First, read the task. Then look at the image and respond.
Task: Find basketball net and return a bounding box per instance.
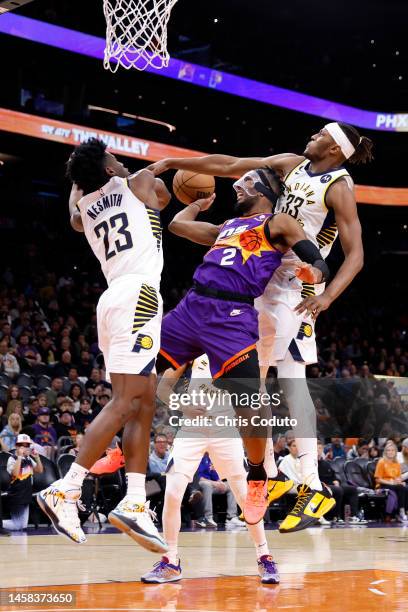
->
[103,0,178,72]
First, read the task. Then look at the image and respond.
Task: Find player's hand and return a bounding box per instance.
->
[295,293,332,319]
[295,262,322,284]
[146,159,171,176]
[192,193,216,211]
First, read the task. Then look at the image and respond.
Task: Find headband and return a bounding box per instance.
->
[325,122,356,159]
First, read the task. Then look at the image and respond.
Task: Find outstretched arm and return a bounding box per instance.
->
[148,153,303,178]
[69,183,84,233]
[295,179,363,318]
[168,194,219,246]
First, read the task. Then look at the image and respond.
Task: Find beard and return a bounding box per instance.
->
[233,195,258,215]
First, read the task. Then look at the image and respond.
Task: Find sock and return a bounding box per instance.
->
[263,437,278,479]
[61,463,88,492]
[162,471,189,566]
[247,460,267,482]
[296,438,322,491]
[126,473,146,504]
[255,541,270,560]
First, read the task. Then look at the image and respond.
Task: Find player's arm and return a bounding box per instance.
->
[148,153,303,178]
[268,213,330,284]
[69,183,84,233]
[158,366,206,418]
[128,169,171,211]
[168,194,219,246]
[295,179,364,318]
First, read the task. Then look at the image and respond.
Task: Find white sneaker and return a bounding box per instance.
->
[37,480,86,544]
[319,516,331,526]
[350,516,368,525]
[108,497,168,553]
[226,516,246,528]
[398,510,408,523]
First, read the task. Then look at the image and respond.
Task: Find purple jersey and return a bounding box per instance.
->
[193,213,282,298]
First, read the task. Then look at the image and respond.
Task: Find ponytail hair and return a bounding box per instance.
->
[337,122,374,165]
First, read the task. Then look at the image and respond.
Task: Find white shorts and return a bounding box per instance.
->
[167,436,245,482]
[256,285,320,366]
[97,274,162,380]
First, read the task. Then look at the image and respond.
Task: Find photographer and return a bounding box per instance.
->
[3,434,43,531]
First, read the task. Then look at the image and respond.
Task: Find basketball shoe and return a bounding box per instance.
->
[243,480,268,525]
[141,557,182,583]
[90,445,125,475]
[37,480,86,543]
[108,497,168,553]
[257,555,280,584]
[279,483,336,533]
[267,473,294,504]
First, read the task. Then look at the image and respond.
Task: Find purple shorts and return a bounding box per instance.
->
[160,289,259,378]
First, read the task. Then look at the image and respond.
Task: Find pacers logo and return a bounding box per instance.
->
[132,334,153,353]
[297,322,313,340]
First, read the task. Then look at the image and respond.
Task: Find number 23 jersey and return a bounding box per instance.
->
[271,159,353,291]
[77,176,163,287]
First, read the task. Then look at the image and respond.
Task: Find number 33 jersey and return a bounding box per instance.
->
[271,159,353,291]
[77,176,163,287]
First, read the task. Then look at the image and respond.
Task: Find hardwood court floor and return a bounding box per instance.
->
[1,526,407,611]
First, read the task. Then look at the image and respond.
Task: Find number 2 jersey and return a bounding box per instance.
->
[77,176,163,287]
[193,213,283,298]
[270,159,353,292]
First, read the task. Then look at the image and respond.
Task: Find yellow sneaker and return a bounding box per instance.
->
[279,484,336,533]
[267,473,294,504]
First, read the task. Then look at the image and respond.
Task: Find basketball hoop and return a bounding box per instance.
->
[103,0,178,72]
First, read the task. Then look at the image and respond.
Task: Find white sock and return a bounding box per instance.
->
[264,436,278,479]
[61,463,89,492]
[126,473,146,504]
[255,540,270,560]
[296,437,322,491]
[162,471,189,566]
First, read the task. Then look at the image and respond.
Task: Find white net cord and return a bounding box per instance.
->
[103,0,178,72]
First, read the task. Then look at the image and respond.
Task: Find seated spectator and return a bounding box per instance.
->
[148,434,170,474]
[324,437,346,460]
[277,440,302,492]
[91,386,112,417]
[369,445,380,460]
[16,333,41,365]
[53,351,73,378]
[0,339,20,380]
[85,368,103,396]
[24,398,40,426]
[68,366,82,387]
[6,400,23,419]
[397,438,408,475]
[317,441,364,524]
[3,434,43,531]
[347,438,370,460]
[37,335,56,365]
[77,350,93,378]
[273,433,289,462]
[74,397,94,430]
[32,408,57,450]
[375,440,408,522]
[46,377,64,409]
[196,453,239,528]
[0,413,22,451]
[55,410,79,441]
[69,432,84,457]
[37,392,48,409]
[6,385,23,417]
[69,383,83,412]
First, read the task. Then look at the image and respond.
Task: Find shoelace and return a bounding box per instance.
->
[248,482,267,506]
[291,485,311,516]
[152,560,171,575]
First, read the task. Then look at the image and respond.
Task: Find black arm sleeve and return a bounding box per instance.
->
[292,240,330,282]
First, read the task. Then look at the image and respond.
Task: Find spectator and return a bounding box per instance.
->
[369,445,380,460]
[148,434,170,473]
[197,453,240,528]
[0,339,20,380]
[32,408,57,450]
[375,441,408,522]
[37,335,56,365]
[69,432,84,457]
[273,433,289,462]
[324,437,346,460]
[16,333,41,366]
[67,366,82,386]
[54,410,79,441]
[69,383,83,412]
[317,441,363,524]
[6,385,22,417]
[53,351,73,378]
[0,414,23,451]
[77,350,93,378]
[24,398,41,426]
[45,377,64,409]
[347,438,370,460]
[85,368,103,395]
[91,388,111,418]
[3,434,43,531]
[397,438,408,475]
[74,397,94,430]
[277,440,302,493]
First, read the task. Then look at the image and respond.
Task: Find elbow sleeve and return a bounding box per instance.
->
[292,240,330,282]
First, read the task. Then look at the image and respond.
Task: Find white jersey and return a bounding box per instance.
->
[77,176,163,287]
[269,159,354,293]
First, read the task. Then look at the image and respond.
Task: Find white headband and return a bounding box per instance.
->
[325,122,356,159]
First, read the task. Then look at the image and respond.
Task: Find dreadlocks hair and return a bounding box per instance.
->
[66,138,110,194]
[337,122,374,165]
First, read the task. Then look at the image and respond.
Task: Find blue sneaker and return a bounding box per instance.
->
[141,557,182,583]
[257,555,280,584]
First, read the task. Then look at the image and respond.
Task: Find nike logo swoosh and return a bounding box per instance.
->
[309,497,324,514]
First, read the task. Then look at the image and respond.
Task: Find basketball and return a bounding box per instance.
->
[239,228,262,251]
[173,170,215,205]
